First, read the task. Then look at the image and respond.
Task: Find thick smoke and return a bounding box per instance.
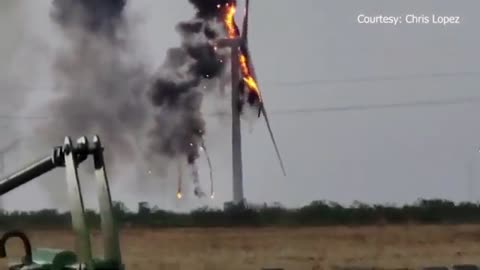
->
[32,0,233,200]
[189,0,236,19]
[52,0,126,34]
[37,0,149,168]
[147,0,231,171]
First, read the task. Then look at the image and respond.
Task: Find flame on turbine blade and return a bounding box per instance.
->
[222,3,262,104]
[239,54,250,78]
[177,192,183,199]
[224,4,239,38]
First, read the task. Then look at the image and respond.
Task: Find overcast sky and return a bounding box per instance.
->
[1,0,480,212]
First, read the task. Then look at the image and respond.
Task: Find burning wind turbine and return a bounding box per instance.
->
[216,0,287,176]
[173,0,285,200]
[176,141,215,200]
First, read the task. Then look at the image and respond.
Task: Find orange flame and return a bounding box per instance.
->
[223,4,262,102]
[239,54,250,79]
[225,5,238,38]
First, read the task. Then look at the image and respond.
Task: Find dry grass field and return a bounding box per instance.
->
[2,225,480,270]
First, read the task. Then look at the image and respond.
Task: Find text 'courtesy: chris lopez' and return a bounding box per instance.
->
[357,14,462,26]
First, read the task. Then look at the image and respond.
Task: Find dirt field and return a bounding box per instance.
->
[2,225,480,270]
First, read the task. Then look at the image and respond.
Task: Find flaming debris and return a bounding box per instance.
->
[200,140,215,199]
[177,159,183,199]
[147,0,231,179]
[149,0,245,197]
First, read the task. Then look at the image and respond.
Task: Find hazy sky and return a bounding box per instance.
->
[1,0,480,211]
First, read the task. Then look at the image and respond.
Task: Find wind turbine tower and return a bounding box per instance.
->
[215,0,286,205]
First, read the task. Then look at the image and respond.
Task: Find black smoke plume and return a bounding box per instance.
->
[35,0,232,200]
[189,0,236,19]
[147,1,230,171]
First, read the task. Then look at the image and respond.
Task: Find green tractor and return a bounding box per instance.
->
[0,136,123,270]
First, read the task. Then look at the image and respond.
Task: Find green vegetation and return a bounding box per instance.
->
[1,199,479,229]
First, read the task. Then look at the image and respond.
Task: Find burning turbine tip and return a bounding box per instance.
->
[176,192,183,199]
[210,193,215,199]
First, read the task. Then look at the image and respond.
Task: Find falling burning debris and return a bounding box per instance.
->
[176,159,183,200]
[148,0,239,197]
[200,140,215,199]
[175,141,214,200]
[147,2,228,162]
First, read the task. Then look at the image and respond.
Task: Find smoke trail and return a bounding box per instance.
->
[176,159,183,199]
[189,162,206,198]
[200,140,214,198]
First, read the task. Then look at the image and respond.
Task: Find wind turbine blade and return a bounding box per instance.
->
[261,105,287,176]
[241,0,250,42]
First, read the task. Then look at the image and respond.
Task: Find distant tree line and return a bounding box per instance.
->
[1,199,480,229]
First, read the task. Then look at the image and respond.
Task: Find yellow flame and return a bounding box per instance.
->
[223,4,262,102]
[225,5,237,38]
[176,192,183,199]
[243,77,259,93]
[239,54,250,78]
